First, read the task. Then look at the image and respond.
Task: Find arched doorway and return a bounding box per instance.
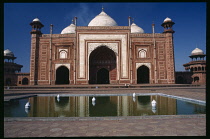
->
[97,68,109,84]
[22,78,29,85]
[137,65,149,84]
[56,66,69,84]
[89,46,116,84]
[194,76,199,83]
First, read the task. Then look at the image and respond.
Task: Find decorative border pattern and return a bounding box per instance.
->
[78,34,128,79]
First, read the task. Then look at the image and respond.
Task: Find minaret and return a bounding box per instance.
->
[74,17,77,26]
[29,18,44,85]
[128,16,131,26]
[162,17,175,84]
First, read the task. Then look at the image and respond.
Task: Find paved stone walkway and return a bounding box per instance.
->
[4,86,206,137]
[4,115,206,137]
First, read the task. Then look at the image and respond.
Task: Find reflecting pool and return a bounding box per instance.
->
[4,95,206,117]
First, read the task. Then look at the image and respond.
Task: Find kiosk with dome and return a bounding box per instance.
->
[183,48,206,84]
[4,49,30,86]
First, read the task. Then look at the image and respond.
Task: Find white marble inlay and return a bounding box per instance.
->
[136,63,151,83]
[55,63,70,70]
[78,34,128,78]
[136,63,151,69]
[88,43,118,57]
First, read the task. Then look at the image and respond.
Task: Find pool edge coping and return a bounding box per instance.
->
[37,93,206,105]
[4,114,206,122]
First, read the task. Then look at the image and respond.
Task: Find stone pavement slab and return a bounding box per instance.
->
[4,115,206,137]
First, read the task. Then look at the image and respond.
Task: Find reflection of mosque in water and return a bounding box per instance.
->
[28,96,177,117]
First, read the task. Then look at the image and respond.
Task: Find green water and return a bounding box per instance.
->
[4,95,206,117]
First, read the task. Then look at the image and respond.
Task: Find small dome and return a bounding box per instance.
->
[61,23,76,34]
[88,10,118,26]
[131,23,144,33]
[163,17,172,23]
[4,49,14,57]
[33,18,41,22]
[191,48,204,55]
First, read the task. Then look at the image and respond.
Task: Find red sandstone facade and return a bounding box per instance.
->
[29,15,176,85]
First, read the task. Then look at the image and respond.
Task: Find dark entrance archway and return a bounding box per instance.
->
[97,68,109,84]
[89,46,116,84]
[194,76,199,83]
[137,65,149,84]
[56,66,69,84]
[22,78,29,85]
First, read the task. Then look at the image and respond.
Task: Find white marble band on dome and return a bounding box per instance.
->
[4,49,14,57]
[33,18,41,22]
[163,17,172,23]
[191,48,204,55]
[61,23,76,34]
[131,23,144,33]
[88,10,118,26]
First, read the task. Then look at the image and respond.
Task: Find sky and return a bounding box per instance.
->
[4,2,206,72]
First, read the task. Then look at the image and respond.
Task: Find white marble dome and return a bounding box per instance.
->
[61,23,76,34]
[191,48,204,55]
[163,17,172,23]
[88,10,118,26]
[4,49,14,57]
[33,18,41,22]
[131,23,144,33]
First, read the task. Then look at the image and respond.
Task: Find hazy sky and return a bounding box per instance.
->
[4,2,206,72]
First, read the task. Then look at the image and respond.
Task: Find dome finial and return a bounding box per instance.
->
[102,5,104,11]
[132,18,134,23]
[88,7,118,26]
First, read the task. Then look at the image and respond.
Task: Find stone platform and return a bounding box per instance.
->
[4,85,206,137]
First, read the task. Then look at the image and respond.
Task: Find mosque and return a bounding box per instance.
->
[4,8,206,86]
[29,8,176,85]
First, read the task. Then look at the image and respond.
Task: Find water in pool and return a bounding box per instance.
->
[4,95,205,117]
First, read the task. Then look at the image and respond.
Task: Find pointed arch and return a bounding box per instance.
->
[138,49,147,58]
[55,66,70,84]
[59,50,67,59]
[89,46,116,84]
[22,77,29,85]
[137,65,150,84]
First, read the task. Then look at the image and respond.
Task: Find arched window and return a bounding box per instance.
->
[138,49,147,58]
[22,78,29,85]
[60,50,67,59]
[190,67,194,72]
